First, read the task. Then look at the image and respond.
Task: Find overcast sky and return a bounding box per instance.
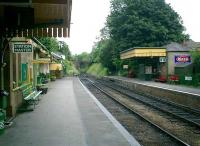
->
[60,0,200,55]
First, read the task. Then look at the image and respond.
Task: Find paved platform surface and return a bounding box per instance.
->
[0,77,140,146]
[108,76,200,96]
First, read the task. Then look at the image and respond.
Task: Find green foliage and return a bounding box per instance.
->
[37,38,72,61]
[90,0,189,75]
[37,37,59,52]
[90,39,117,73]
[81,0,190,77]
[38,38,76,75]
[63,60,79,76]
[99,39,116,70]
[73,52,91,73]
[191,50,200,74]
[90,46,101,63]
[87,63,108,77]
[107,0,189,51]
[59,41,72,60]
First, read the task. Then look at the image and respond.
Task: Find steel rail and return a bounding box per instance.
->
[98,79,200,129]
[80,77,191,146]
[105,79,200,115]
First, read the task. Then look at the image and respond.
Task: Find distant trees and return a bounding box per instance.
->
[90,0,189,74]
[73,52,91,72]
[64,0,190,75]
[38,37,59,52]
[91,39,116,71]
[59,41,71,60]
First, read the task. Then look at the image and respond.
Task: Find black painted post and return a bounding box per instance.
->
[0,35,4,90]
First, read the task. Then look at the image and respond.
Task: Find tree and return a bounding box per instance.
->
[37,37,59,52]
[73,52,91,72]
[99,39,116,71]
[107,0,189,51]
[37,38,72,60]
[88,0,189,75]
[91,38,116,73]
[59,41,71,60]
[90,46,101,63]
[191,50,200,74]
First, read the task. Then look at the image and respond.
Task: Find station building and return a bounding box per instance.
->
[120,47,166,80]
[1,37,51,116]
[120,41,200,82]
[50,52,65,79]
[0,0,72,119]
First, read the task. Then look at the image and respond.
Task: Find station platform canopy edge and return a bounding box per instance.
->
[120,47,166,60]
[0,0,72,38]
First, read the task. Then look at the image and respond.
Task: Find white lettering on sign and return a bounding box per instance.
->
[13,44,32,53]
[185,76,192,81]
[175,55,191,63]
[123,65,128,69]
[159,57,166,62]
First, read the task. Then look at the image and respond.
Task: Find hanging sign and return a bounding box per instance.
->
[13,44,32,53]
[175,55,191,63]
[123,65,128,69]
[159,57,166,63]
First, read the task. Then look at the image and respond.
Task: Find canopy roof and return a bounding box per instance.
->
[0,0,72,37]
[120,47,166,60]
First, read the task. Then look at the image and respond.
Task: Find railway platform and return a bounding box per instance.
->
[108,76,200,95]
[0,77,140,146]
[104,76,200,110]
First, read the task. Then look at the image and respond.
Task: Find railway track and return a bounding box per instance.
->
[98,78,200,129]
[80,76,200,146]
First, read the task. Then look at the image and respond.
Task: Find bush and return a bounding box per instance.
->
[63,60,79,76]
[87,63,108,77]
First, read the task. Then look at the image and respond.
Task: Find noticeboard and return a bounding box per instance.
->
[123,65,128,69]
[13,44,32,53]
[159,57,166,63]
[185,76,192,81]
[21,63,28,82]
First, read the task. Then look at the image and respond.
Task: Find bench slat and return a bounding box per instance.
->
[24,91,37,100]
[32,91,42,100]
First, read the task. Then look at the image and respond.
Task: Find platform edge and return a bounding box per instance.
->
[78,78,141,146]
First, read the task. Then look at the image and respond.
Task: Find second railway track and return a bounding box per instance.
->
[80,76,200,146]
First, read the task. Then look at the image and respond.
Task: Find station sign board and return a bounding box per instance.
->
[13,44,32,53]
[159,57,166,63]
[123,65,128,69]
[185,76,192,81]
[175,55,191,63]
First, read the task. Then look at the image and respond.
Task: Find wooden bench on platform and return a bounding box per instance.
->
[17,83,42,112]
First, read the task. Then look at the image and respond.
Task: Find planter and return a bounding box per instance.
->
[40,88,48,94]
[36,85,48,94]
[50,76,56,81]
